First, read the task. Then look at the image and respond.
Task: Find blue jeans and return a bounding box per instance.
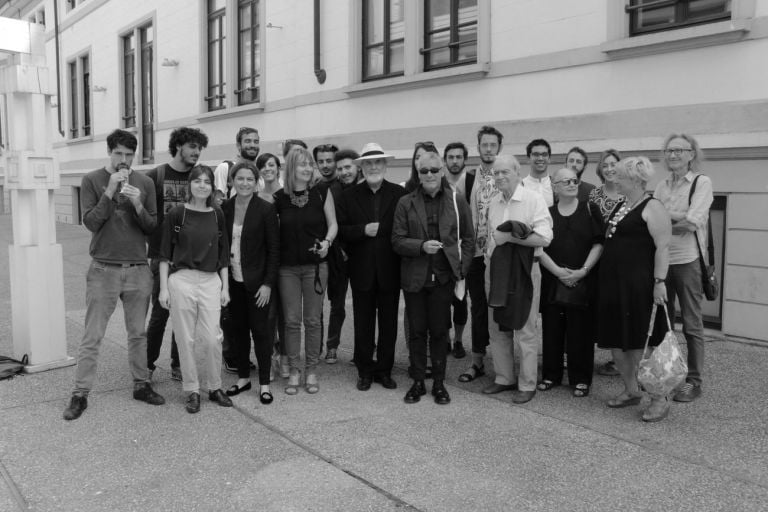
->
[665,259,706,387]
[74,261,153,395]
[279,263,328,373]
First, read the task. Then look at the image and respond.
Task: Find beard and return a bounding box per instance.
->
[240,147,259,161]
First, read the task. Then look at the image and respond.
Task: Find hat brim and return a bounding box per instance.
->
[355,153,394,162]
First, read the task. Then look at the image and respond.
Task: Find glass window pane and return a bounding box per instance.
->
[209,0,226,13]
[428,0,450,31]
[458,0,478,24]
[637,5,675,29]
[457,23,477,61]
[366,0,384,44]
[366,46,384,77]
[390,0,404,38]
[688,0,731,19]
[389,40,404,74]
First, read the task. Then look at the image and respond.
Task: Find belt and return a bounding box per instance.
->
[98,261,147,268]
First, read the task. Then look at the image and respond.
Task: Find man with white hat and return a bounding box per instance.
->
[336,143,407,391]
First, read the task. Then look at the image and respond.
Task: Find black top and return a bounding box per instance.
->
[159,205,229,273]
[541,201,603,307]
[274,187,328,266]
[421,188,452,285]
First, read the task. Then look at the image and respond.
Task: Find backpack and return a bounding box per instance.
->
[0,354,28,380]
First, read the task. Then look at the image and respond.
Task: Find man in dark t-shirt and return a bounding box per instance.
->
[145,127,210,380]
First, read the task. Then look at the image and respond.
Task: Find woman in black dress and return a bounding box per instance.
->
[597,157,672,422]
[539,168,604,397]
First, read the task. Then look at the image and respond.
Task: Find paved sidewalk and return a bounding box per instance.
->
[1,213,767,512]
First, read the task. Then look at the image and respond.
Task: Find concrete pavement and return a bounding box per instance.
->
[1,213,767,512]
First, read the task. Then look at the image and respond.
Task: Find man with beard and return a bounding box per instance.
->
[146,127,210,381]
[313,143,339,184]
[336,149,362,186]
[337,143,406,390]
[458,125,504,386]
[214,127,260,205]
[442,142,471,359]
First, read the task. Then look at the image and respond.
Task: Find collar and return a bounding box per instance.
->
[420,186,444,199]
[494,185,523,204]
[477,165,494,180]
[524,174,550,184]
[667,170,695,184]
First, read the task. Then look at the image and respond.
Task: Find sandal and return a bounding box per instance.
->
[260,390,274,405]
[458,364,485,383]
[305,373,319,394]
[284,372,300,395]
[573,383,590,397]
[537,379,558,391]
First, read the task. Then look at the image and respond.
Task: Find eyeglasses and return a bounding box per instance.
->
[664,148,693,156]
[418,167,441,175]
[555,178,580,186]
[530,152,550,159]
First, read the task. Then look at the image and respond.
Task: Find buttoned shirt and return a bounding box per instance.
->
[654,171,713,265]
[486,185,553,259]
[522,174,554,207]
[469,165,497,257]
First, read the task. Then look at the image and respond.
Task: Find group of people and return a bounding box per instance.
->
[63,123,713,424]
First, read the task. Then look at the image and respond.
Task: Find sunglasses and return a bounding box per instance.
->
[555,178,580,186]
[418,167,441,175]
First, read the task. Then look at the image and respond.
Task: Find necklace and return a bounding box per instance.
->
[289,189,309,208]
[606,194,645,239]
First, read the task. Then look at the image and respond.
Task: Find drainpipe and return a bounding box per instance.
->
[53,0,64,136]
[313,0,326,84]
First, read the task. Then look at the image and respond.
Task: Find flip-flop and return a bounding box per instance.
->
[458,364,485,383]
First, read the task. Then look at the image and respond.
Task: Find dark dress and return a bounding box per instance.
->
[597,197,666,351]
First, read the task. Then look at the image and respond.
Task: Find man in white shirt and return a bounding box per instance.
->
[213,127,260,205]
[484,154,552,403]
[522,138,554,207]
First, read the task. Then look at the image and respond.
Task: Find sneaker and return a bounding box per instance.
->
[325,348,338,364]
[171,367,182,382]
[224,360,238,374]
[63,395,88,421]
[133,383,165,405]
[597,360,620,377]
[673,382,702,402]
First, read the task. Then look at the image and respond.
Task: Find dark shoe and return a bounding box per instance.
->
[133,383,165,405]
[458,364,485,383]
[482,382,516,395]
[432,382,451,405]
[226,381,252,396]
[536,379,559,391]
[260,390,274,405]
[324,348,338,364]
[452,342,466,359]
[186,392,200,414]
[597,360,620,377]
[573,384,590,398]
[404,380,427,404]
[511,390,536,404]
[374,375,397,389]
[357,376,372,391]
[606,392,643,408]
[223,361,238,374]
[209,389,234,407]
[63,395,87,421]
[171,366,182,381]
[673,382,702,403]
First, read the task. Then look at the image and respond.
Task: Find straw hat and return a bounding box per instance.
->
[355,142,394,162]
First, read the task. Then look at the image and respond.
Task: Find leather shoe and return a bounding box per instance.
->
[374,375,397,389]
[63,395,87,421]
[452,342,466,359]
[357,376,372,391]
[185,392,200,414]
[226,381,252,396]
[432,382,451,405]
[209,389,233,407]
[511,390,536,404]
[404,380,427,404]
[133,383,165,405]
[482,383,517,395]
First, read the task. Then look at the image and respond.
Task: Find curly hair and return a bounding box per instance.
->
[107,129,138,152]
[168,127,209,157]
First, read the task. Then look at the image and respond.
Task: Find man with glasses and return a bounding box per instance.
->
[392,152,474,405]
[458,126,504,384]
[484,154,552,403]
[337,143,406,391]
[565,146,595,202]
[214,127,260,205]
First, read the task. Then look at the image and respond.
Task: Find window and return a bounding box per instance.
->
[66,0,85,13]
[67,54,90,139]
[628,0,731,36]
[236,0,260,105]
[121,23,154,163]
[28,8,45,26]
[362,0,405,81]
[81,55,90,136]
[206,0,227,111]
[423,0,477,71]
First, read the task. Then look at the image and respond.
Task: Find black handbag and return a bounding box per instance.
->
[552,280,589,309]
[689,175,718,301]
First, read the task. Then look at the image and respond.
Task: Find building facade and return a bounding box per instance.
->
[1,0,767,341]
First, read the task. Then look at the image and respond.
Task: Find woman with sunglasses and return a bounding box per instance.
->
[538,168,604,398]
[158,166,232,414]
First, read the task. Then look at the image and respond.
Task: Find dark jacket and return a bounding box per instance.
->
[488,221,535,330]
[391,186,474,293]
[337,180,406,292]
[221,195,280,292]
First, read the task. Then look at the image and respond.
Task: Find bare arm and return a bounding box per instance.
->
[318,191,338,258]
[644,199,672,304]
